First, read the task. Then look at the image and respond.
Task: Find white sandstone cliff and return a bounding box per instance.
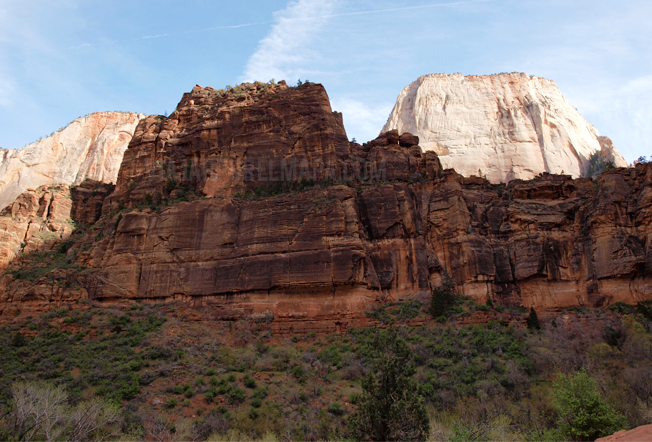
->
[382,73,628,183]
[0,111,145,210]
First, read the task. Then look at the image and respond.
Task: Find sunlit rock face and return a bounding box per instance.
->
[382,73,628,183]
[0,111,145,210]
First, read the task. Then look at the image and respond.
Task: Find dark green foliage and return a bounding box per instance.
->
[228,387,246,404]
[328,402,345,416]
[291,365,306,384]
[430,284,457,319]
[141,193,153,206]
[11,332,27,347]
[585,152,615,178]
[0,307,166,405]
[348,327,429,441]
[636,300,652,321]
[243,374,257,389]
[552,370,627,441]
[527,307,541,330]
[114,213,122,231]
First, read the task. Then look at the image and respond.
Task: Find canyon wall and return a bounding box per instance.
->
[0,82,650,331]
[382,73,628,183]
[0,111,145,210]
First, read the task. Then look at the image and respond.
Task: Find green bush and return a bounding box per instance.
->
[229,387,246,404]
[243,374,257,389]
[328,401,345,416]
[552,370,627,440]
[166,398,178,408]
[348,393,361,404]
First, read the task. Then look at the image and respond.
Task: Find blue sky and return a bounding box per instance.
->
[1,0,650,162]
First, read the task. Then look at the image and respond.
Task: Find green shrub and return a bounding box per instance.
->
[166,398,178,408]
[229,387,245,404]
[328,401,344,416]
[243,374,257,389]
[348,393,361,404]
[206,368,216,376]
[552,370,627,440]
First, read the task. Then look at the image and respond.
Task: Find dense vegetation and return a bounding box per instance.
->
[1,295,651,441]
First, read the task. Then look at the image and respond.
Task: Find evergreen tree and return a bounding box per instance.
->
[348,327,429,441]
[430,283,456,319]
[552,370,626,441]
[526,306,541,330]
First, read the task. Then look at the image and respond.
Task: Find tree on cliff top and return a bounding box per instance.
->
[348,327,429,441]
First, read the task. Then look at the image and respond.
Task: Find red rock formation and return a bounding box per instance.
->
[596,424,652,442]
[0,82,651,332]
[0,185,74,269]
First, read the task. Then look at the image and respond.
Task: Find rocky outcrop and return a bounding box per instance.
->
[0,111,145,211]
[0,83,650,332]
[0,185,74,269]
[382,73,628,183]
[596,424,652,442]
[70,180,115,225]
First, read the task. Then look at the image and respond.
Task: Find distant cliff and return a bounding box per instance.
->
[0,112,145,210]
[382,73,628,183]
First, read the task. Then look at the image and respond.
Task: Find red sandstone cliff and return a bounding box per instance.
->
[0,82,650,330]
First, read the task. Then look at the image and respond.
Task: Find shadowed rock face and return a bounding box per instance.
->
[1,82,651,331]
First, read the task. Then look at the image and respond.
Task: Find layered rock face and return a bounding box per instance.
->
[1,82,650,332]
[0,185,74,269]
[0,111,145,210]
[382,73,628,183]
[103,82,351,212]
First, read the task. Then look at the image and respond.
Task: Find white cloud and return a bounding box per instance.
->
[240,0,338,83]
[330,97,393,143]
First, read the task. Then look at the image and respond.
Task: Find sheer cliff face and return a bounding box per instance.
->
[0,112,145,210]
[382,73,628,183]
[1,82,650,332]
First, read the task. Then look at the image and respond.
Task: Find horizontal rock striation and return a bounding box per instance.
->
[0,111,145,211]
[0,82,650,331]
[382,73,628,183]
[0,185,74,269]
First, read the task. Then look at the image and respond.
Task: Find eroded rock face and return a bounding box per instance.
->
[382,73,628,183]
[0,185,74,269]
[0,112,145,211]
[103,82,350,212]
[1,83,650,332]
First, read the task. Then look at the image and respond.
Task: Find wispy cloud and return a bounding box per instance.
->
[240,0,339,83]
[68,43,90,50]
